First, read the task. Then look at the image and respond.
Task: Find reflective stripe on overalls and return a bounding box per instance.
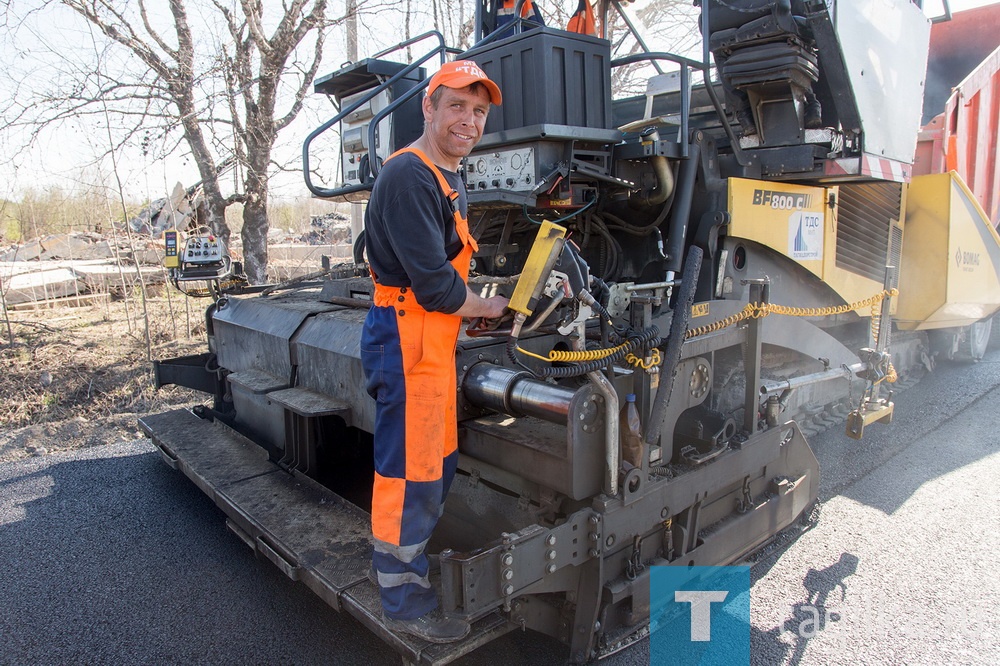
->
[360,147,478,621]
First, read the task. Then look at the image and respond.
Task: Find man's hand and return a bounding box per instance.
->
[453,289,510,319]
[479,295,510,319]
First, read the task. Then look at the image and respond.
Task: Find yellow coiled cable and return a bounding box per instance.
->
[516,340,632,363]
[626,348,662,370]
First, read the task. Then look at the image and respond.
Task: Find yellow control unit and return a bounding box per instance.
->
[163,230,180,269]
[509,220,567,316]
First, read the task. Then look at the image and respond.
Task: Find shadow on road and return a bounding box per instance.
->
[751,552,860,666]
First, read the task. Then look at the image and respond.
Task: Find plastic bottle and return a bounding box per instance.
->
[620,393,644,469]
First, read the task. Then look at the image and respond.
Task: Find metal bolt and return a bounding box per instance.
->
[546,549,557,561]
[503,584,514,596]
[502,568,514,581]
[588,515,599,526]
[588,532,599,542]
[546,535,556,546]
[546,564,557,574]
[501,553,514,566]
[660,507,669,518]
[605,534,615,548]
[588,548,599,557]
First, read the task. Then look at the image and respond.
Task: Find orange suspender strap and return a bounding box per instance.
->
[384,147,478,251]
[387,147,461,217]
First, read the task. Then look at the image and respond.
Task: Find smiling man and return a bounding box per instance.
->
[360,61,510,643]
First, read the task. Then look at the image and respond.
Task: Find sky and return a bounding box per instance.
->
[0,0,997,205]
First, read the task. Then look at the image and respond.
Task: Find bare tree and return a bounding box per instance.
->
[2,0,342,284]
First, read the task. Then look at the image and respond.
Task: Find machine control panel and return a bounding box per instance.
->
[182,235,225,264]
[341,87,392,186]
[464,146,537,192]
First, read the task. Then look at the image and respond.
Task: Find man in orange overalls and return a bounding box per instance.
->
[360,61,509,643]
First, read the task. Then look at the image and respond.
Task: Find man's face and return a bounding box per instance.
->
[422,85,491,165]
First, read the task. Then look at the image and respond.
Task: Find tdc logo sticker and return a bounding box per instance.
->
[650,566,750,665]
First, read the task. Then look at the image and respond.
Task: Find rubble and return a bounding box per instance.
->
[1,184,354,308]
[298,212,351,245]
[128,182,201,237]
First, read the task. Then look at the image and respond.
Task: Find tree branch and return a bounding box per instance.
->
[138,0,178,61]
[239,0,273,56]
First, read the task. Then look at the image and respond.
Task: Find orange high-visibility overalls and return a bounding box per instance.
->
[567,0,597,36]
[361,147,477,620]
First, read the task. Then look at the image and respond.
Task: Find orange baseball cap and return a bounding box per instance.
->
[427,60,502,105]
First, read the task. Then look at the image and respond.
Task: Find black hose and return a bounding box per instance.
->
[665,143,700,274]
[645,245,703,446]
[352,229,366,265]
[588,213,622,280]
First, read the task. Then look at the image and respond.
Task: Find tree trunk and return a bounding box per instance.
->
[242,195,269,284]
[203,188,230,246]
[241,141,272,284]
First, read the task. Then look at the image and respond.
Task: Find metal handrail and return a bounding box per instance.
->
[609,53,693,159]
[372,30,452,61]
[611,51,745,166]
[302,31,449,198]
[611,0,665,76]
[609,0,745,164]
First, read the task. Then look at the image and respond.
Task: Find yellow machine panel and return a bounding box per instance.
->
[163,230,180,269]
[509,220,567,315]
[896,172,1000,330]
[727,178,888,314]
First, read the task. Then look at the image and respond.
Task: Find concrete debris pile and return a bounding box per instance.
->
[1,180,357,307]
[128,182,202,238]
[298,212,351,245]
[0,181,200,309]
[2,229,172,310]
[1,242,166,308]
[0,232,164,265]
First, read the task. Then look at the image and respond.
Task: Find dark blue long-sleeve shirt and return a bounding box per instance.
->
[364,152,469,314]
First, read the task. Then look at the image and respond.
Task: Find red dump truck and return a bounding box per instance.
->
[915,2,1000,226]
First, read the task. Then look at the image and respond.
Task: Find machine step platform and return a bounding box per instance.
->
[138,409,514,665]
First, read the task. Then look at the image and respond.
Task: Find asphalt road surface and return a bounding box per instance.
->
[2,351,999,665]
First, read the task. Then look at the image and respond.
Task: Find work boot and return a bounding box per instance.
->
[383,608,471,644]
[804,97,823,129]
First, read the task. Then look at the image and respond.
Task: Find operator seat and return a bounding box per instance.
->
[701,0,823,146]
